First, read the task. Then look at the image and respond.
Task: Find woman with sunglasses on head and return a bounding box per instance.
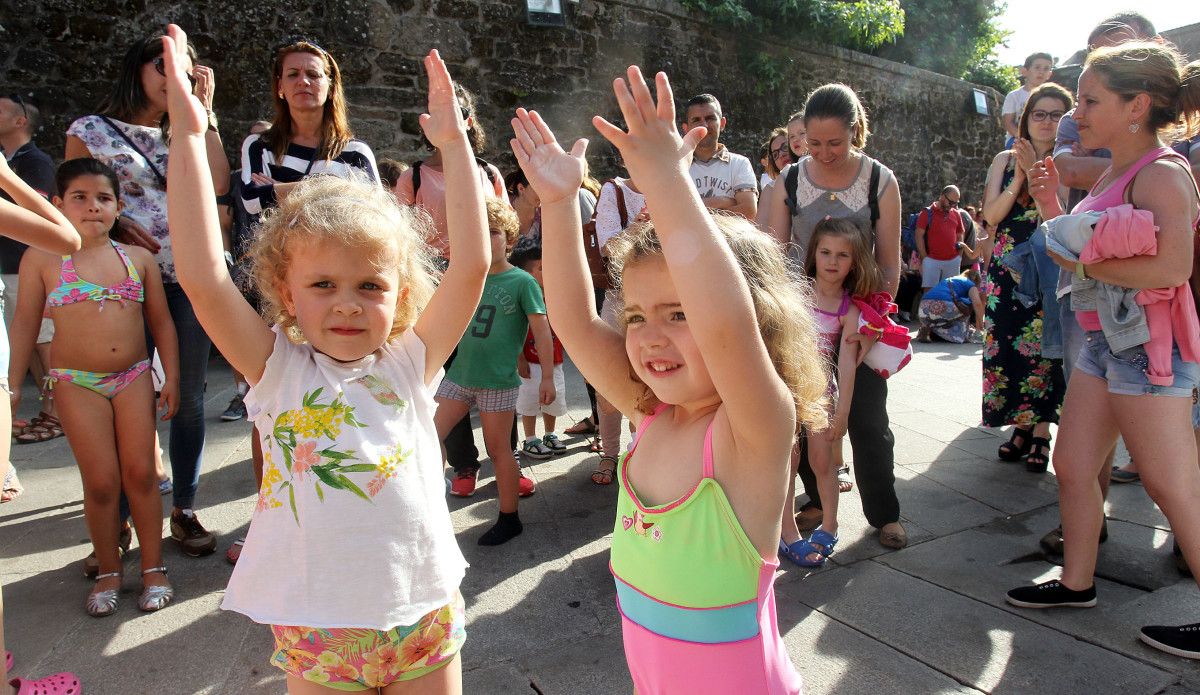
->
[978,83,1072,473]
[240,38,379,217]
[65,34,230,567]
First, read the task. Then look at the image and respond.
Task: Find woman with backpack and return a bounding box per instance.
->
[765,83,907,549]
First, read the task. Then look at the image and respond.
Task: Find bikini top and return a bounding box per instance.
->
[47,240,144,309]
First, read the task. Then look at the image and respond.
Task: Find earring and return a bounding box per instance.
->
[1129,122,1140,133]
[278,92,285,99]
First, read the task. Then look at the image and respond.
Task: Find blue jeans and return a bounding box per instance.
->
[147,282,211,509]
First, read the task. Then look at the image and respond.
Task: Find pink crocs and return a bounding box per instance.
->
[9,672,82,695]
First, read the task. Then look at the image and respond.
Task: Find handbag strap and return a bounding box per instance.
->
[98,116,166,187]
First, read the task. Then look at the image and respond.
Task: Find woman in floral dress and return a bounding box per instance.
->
[979,84,1072,471]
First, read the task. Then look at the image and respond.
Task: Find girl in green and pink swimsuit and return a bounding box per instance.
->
[511,68,831,693]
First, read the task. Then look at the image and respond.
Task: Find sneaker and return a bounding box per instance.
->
[158,477,173,496]
[220,395,247,421]
[542,433,567,454]
[518,473,537,498]
[522,437,553,460]
[1140,623,1200,659]
[170,509,217,557]
[1006,579,1097,608]
[450,468,479,497]
[1039,520,1108,556]
[83,523,133,578]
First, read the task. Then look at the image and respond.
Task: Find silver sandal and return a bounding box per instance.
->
[138,566,174,612]
[86,571,122,617]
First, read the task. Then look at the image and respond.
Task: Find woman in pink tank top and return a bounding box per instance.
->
[1004,41,1200,659]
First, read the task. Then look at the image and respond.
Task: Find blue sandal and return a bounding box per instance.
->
[795,528,838,568]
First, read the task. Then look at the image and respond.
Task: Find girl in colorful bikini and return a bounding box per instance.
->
[510,68,828,694]
[779,217,879,568]
[163,26,487,693]
[8,157,179,617]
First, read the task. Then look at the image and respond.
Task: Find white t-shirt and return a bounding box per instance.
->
[223,327,466,629]
[688,144,757,200]
[1002,85,1031,117]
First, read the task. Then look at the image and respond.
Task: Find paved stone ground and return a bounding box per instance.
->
[3,334,1200,694]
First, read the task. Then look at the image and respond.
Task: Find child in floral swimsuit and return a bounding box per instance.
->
[162,27,489,692]
[9,157,179,618]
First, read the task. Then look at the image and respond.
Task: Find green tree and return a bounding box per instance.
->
[679,0,906,51]
[872,0,1017,92]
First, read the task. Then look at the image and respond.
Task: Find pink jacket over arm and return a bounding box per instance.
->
[1080,204,1200,386]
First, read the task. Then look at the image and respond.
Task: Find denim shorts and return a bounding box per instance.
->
[1074,330,1200,399]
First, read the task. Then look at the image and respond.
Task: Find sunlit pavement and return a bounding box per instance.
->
[4,332,1199,694]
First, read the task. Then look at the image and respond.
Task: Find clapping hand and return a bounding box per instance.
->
[591,67,706,184]
[161,25,207,138]
[418,50,469,151]
[509,109,588,206]
[1013,138,1037,180]
[192,65,215,112]
[1027,156,1061,209]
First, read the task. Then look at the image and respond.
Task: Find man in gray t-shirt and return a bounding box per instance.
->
[681,93,758,220]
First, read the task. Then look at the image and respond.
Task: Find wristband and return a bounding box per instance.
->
[1074,261,1088,280]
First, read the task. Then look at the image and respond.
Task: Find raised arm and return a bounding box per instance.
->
[509,109,645,418]
[591,67,794,443]
[0,158,79,255]
[162,25,274,382]
[411,50,490,383]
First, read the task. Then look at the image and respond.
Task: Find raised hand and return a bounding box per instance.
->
[192,65,215,111]
[418,50,468,151]
[1027,156,1060,208]
[591,67,706,184]
[509,108,588,206]
[161,25,207,138]
[1013,138,1037,178]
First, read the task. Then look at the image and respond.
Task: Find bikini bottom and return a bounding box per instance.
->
[47,358,151,399]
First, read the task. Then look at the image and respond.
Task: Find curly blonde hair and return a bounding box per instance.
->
[605,213,829,431]
[486,198,520,250]
[248,174,439,343]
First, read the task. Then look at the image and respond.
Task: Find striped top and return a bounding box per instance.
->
[610,404,802,695]
[239,134,380,214]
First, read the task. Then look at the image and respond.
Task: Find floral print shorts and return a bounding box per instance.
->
[270,593,466,690]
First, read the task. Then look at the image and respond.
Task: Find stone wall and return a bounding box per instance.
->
[1,0,1004,210]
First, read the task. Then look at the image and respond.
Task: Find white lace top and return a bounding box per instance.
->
[784,154,895,261]
[595,178,647,253]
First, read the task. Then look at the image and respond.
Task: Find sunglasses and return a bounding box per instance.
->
[7,93,27,119]
[151,56,196,87]
[942,196,960,208]
[770,145,790,159]
[1030,110,1065,123]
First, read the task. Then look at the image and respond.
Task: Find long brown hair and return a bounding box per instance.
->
[97,35,197,131]
[262,40,353,162]
[803,217,881,298]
